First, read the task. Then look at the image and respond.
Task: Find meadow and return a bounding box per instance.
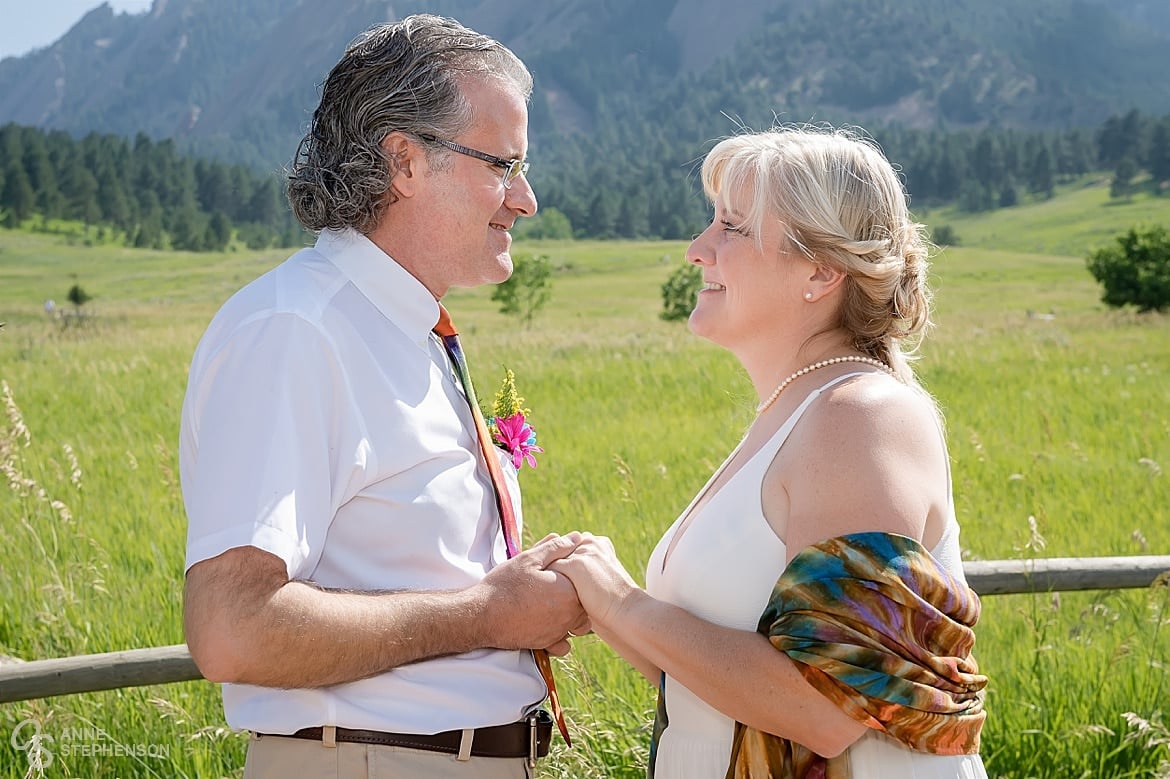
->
[0,180,1168,778]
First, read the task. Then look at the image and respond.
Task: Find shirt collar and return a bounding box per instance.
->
[315,227,440,343]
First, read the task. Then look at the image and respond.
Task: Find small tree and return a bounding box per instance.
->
[67,283,92,309]
[660,261,702,321]
[63,283,93,327]
[1086,226,1170,312]
[492,254,552,327]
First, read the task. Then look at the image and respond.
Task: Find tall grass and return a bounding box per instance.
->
[1,200,1169,776]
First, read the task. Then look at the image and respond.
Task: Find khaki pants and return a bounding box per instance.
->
[243,732,532,779]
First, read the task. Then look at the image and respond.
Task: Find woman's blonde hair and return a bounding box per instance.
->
[700,125,932,384]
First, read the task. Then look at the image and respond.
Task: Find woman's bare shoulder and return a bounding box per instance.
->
[772,373,947,550]
[810,373,940,444]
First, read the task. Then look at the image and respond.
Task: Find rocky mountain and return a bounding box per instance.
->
[1,0,1169,170]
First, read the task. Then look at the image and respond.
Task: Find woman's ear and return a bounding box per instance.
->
[380,132,418,198]
[804,262,847,302]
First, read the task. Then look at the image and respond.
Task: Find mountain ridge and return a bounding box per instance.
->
[1,0,1168,172]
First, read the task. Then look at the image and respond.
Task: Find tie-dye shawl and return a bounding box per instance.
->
[725,532,987,778]
[646,532,987,779]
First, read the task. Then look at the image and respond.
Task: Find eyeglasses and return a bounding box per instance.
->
[418,134,530,189]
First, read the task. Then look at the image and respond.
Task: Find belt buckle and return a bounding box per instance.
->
[526,712,538,769]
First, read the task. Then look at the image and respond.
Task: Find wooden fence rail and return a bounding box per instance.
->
[963,554,1170,595]
[1,555,1167,705]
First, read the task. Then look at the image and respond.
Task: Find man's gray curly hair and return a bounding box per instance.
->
[287,14,532,234]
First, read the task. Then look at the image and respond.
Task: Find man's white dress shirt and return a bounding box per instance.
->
[181,228,544,734]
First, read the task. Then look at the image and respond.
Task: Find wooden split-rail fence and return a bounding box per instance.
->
[1,555,1167,705]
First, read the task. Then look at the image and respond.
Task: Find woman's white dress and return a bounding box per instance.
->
[644,374,988,779]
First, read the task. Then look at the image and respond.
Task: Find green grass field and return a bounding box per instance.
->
[1,179,1168,778]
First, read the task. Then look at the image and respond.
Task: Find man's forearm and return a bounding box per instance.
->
[184,547,498,688]
[206,581,491,688]
[185,536,586,688]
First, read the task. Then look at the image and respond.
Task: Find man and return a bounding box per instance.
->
[180,15,587,778]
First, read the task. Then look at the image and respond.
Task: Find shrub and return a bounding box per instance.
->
[1086,226,1170,312]
[660,261,702,321]
[513,207,573,240]
[932,224,960,247]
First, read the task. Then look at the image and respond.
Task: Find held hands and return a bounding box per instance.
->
[475,532,591,656]
[545,533,640,631]
[474,531,636,655]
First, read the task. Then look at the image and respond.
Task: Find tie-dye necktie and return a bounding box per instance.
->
[434,304,571,746]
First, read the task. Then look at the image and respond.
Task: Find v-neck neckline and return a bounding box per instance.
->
[658,371,869,573]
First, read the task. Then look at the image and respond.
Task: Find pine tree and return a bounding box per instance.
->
[1027,145,1055,198]
[24,133,63,219]
[1148,120,1170,189]
[98,176,133,232]
[616,190,651,238]
[587,191,618,240]
[1,163,35,227]
[1110,157,1139,200]
[206,210,233,251]
[62,165,101,227]
[244,177,280,225]
[169,205,207,251]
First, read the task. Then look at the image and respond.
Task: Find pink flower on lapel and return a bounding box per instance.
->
[489,413,544,469]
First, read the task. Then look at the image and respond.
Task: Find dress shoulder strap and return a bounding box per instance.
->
[757,371,872,456]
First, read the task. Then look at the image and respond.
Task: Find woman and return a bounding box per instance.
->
[550,126,988,778]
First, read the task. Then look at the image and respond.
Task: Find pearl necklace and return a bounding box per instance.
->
[756,355,893,414]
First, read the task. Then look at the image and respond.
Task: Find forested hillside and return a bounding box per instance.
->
[3,109,1167,247]
[0,125,301,250]
[528,109,1170,240]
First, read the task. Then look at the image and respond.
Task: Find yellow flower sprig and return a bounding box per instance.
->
[490,368,530,419]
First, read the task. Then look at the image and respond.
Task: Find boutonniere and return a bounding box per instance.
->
[486,369,543,469]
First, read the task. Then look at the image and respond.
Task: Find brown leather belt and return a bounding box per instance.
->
[272,710,553,764]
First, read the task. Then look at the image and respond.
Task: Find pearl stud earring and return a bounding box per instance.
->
[804,291,814,301]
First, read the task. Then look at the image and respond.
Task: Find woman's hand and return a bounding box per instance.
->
[546,533,641,629]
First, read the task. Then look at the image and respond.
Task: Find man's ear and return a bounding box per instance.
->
[380,132,420,198]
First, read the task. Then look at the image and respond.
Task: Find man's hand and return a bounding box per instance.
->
[473,532,590,653]
[546,533,640,630]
